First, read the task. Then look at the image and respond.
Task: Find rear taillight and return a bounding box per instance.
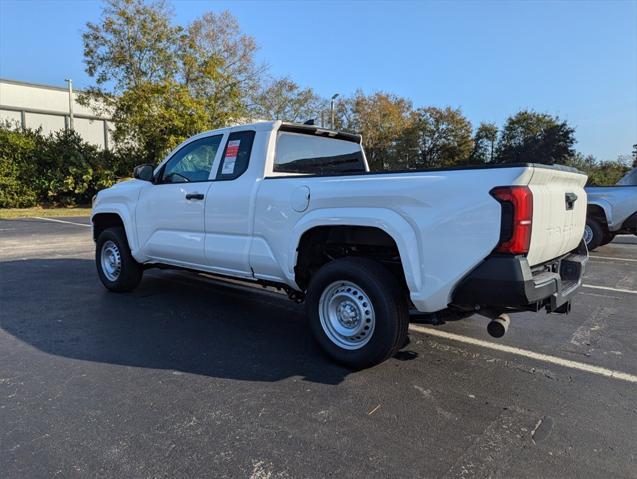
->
[490,186,533,254]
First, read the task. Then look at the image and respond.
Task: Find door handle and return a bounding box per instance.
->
[565,192,578,210]
[185,193,204,200]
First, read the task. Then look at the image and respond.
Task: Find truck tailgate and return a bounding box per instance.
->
[526,165,587,266]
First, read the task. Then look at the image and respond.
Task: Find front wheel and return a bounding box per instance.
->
[96,227,143,292]
[306,257,408,369]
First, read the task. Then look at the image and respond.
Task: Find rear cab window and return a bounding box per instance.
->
[273,128,366,176]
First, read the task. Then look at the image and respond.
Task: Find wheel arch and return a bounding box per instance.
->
[91,208,137,253]
[587,201,610,231]
[289,208,422,294]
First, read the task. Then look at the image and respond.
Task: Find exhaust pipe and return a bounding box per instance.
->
[487,313,510,338]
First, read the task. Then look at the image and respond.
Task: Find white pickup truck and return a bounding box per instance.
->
[92,121,588,368]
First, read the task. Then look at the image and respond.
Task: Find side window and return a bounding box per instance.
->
[273,132,366,175]
[216,130,256,181]
[160,135,222,183]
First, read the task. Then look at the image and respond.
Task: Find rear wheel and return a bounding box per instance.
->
[96,227,143,292]
[583,217,604,251]
[306,257,408,369]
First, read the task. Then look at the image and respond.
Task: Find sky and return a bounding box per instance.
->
[1,0,636,160]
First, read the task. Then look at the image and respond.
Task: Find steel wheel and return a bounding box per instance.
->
[318,280,375,350]
[583,224,593,245]
[100,240,122,282]
[307,257,408,368]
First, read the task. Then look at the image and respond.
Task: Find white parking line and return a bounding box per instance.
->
[408,324,637,383]
[33,216,91,227]
[0,241,92,252]
[582,284,637,295]
[581,291,621,300]
[590,255,637,263]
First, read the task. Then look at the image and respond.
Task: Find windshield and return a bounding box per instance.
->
[616,168,637,186]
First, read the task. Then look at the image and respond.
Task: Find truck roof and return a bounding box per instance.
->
[188,120,362,144]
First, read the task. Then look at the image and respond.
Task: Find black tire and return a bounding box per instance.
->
[306,257,409,369]
[95,226,143,292]
[584,217,604,251]
[600,233,615,247]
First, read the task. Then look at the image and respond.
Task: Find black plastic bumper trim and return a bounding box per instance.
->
[453,243,588,313]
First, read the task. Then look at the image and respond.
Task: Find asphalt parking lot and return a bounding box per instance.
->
[1,217,636,478]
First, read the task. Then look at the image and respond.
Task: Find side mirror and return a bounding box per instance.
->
[133,164,155,182]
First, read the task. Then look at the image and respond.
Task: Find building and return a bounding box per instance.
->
[0,78,113,149]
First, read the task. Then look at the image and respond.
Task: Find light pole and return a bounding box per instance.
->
[64,78,74,131]
[330,93,339,129]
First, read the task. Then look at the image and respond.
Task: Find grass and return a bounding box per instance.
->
[0,206,92,219]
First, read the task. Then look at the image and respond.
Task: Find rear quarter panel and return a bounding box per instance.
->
[251,167,533,312]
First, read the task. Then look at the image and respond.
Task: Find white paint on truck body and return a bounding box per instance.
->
[526,166,587,266]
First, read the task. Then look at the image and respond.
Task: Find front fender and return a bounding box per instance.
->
[289,207,422,293]
[91,204,140,259]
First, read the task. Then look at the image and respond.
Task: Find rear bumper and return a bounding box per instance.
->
[452,242,588,313]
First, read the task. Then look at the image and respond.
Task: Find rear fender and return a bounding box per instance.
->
[290,208,422,293]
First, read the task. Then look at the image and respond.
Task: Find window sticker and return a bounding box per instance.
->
[222,140,241,175]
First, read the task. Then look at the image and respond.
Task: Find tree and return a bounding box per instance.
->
[495,110,575,164]
[567,153,631,186]
[336,91,416,171]
[111,81,214,162]
[470,122,498,164]
[410,107,473,168]
[178,10,265,123]
[632,143,637,167]
[251,77,325,123]
[81,0,264,163]
[83,0,178,90]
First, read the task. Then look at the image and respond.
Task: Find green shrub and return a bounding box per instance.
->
[34,129,117,205]
[0,124,137,208]
[0,127,39,208]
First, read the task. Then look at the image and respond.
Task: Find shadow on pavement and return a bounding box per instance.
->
[0,258,352,385]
